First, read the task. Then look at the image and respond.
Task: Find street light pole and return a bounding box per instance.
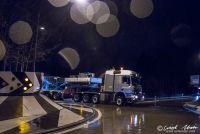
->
[33,12,40,72]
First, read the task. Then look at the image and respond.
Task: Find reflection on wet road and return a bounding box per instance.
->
[69,103,200,134]
[0,96,92,134]
[19,121,30,134]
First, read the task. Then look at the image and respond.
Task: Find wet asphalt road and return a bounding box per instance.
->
[67,100,200,134]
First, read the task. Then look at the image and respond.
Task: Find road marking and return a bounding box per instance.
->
[0,115,42,133]
[23,96,47,116]
[54,108,102,134]
[58,108,84,127]
[40,95,63,110]
[0,96,7,104]
[64,105,93,113]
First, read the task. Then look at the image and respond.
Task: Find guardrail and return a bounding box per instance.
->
[136,96,194,105]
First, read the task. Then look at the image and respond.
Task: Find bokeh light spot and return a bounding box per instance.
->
[48,0,70,7]
[130,0,154,18]
[171,24,192,47]
[58,48,80,70]
[9,21,33,45]
[104,0,118,16]
[0,40,6,61]
[72,0,88,4]
[87,1,110,24]
[70,2,90,24]
[96,14,120,37]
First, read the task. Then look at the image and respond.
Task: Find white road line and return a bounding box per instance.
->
[63,105,93,113]
[54,101,93,113]
[58,109,84,127]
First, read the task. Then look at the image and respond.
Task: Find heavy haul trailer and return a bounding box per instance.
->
[41,73,101,100]
[72,69,144,106]
[62,73,102,99]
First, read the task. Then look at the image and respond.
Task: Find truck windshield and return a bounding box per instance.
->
[122,75,141,85]
[131,76,141,86]
[122,76,131,85]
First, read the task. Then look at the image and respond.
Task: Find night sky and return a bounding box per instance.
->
[1,0,200,96]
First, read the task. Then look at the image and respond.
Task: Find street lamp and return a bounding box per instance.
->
[40,26,45,31]
[34,14,46,71]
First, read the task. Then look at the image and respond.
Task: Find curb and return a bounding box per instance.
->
[183,103,200,115]
[35,104,98,134]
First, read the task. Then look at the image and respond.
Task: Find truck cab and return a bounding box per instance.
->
[103,69,144,105]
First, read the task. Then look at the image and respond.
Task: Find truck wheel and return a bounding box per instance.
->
[47,93,52,99]
[83,94,90,103]
[53,93,59,100]
[116,96,124,106]
[92,95,99,104]
[73,94,81,102]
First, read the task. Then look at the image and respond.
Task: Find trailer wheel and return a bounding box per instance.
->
[83,94,90,103]
[53,93,60,100]
[46,93,52,99]
[92,95,99,104]
[73,94,81,102]
[116,96,124,106]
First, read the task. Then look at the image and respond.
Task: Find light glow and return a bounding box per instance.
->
[80,105,83,115]
[75,0,87,4]
[29,83,33,87]
[70,2,90,24]
[25,78,29,82]
[87,1,110,24]
[19,121,30,133]
[130,115,133,124]
[23,87,28,91]
[40,26,45,30]
[134,114,138,127]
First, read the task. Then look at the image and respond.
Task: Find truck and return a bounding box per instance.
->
[68,69,144,106]
[40,69,144,106]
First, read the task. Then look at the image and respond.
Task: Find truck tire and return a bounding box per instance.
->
[53,93,59,100]
[73,94,81,102]
[116,96,124,106]
[92,95,99,104]
[47,93,53,99]
[83,94,90,103]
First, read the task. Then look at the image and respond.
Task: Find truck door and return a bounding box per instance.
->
[104,74,114,92]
